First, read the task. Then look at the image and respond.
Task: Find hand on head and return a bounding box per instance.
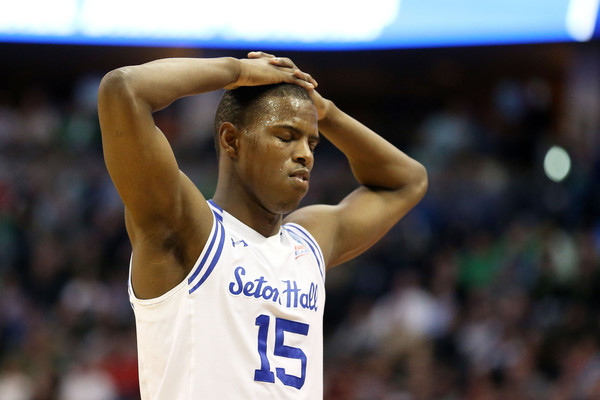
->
[249,51,331,121]
[225,51,318,91]
[248,51,318,88]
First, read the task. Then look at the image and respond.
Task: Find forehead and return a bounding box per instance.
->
[252,95,318,133]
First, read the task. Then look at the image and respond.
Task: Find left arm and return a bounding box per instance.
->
[287,91,428,268]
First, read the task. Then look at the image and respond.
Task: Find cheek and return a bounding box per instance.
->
[240,134,263,171]
[245,132,260,154]
[242,139,285,178]
[264,145,288,177]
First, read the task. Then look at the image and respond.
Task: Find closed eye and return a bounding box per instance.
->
[309,138,320,153]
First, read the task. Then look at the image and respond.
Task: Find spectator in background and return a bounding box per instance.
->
[1,46,599,400]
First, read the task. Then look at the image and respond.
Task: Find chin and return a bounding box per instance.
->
[269,194,305,215]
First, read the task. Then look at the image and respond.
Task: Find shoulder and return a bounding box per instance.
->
[284,186,408,269]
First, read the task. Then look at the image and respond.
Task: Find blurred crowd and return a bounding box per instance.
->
[0,45,599,400]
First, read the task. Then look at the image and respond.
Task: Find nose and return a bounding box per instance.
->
[292,138,314,167]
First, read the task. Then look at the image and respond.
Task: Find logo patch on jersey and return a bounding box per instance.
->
[294,244,310,259]
[231,238,248,248]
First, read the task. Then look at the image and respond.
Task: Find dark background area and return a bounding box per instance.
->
[0,40,599,399]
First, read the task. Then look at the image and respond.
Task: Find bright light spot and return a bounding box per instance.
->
[566,0,600,42]
[0,0,78,35]
[80,0,401,42]
[544,146,571,182]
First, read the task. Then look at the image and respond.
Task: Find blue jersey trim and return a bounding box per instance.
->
[285,223,325,265]
[208,199,224,222]
[189,220,225,294]
[296,226,325,267]
[187,204,226,294]
[187,218,218,285]
[284,224,325,281]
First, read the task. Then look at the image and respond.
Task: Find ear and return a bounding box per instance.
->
[218,122,240,158]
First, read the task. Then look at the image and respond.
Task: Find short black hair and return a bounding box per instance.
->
[213,83,313,157]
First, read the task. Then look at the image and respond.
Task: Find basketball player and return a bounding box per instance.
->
[97,51,427,399]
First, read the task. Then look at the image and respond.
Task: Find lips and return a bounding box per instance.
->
[289,169,310,182]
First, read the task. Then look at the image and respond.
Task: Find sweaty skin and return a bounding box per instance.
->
[98,52,427,301]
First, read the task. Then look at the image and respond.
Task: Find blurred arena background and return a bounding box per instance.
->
[1,1,600,399]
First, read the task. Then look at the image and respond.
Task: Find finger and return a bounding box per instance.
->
[268,57,297,69]
[293,69,318,88]
[289,76,315,91]
[303,72,318,88]
[248,51,276,59]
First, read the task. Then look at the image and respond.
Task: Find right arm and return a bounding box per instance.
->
[98,57,240,231]
[97,55,316,298]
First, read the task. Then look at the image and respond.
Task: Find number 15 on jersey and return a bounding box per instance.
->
[254,314,309,390]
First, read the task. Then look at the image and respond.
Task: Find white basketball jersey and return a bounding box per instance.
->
[129,200,326,400]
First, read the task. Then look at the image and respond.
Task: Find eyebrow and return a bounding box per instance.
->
[275,124,320,143]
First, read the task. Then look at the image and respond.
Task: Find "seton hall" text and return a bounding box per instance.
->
[228,266,318,311]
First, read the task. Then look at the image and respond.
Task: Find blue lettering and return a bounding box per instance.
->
[254,276,267,299]
[243,280,255,296]
[229,267,317,312]
[299,283,318,311]
[229,266,245,295]
[262,285,274,301]
[300,292,308,309]
[283,280,300,308]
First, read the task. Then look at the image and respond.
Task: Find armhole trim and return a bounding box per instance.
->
[284,223,325,283]
[188,203,225,294]
[128,201,227,305]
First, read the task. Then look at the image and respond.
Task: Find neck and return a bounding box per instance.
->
[212,181,283,238]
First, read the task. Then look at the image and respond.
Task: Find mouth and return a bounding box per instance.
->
[289,169,310,182]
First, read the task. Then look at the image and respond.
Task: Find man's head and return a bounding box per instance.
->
[214,83,313,157]
[213,83,319,214]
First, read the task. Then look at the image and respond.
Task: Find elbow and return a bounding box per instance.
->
[98,67,136,104]
[398,160,427,207]
[412,161,428,202]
